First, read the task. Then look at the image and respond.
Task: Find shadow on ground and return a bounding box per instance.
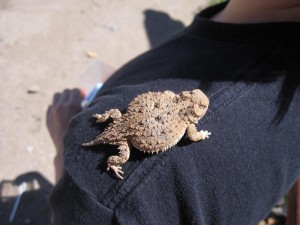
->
[144,9,185,48]
[0,9,186,225]
[0,172,53,225]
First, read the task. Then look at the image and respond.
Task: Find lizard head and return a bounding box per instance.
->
[180,89,209,123]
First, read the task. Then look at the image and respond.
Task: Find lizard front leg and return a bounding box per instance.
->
[107,141,130,179]
[187,124,211,141]
[93,109,122,123]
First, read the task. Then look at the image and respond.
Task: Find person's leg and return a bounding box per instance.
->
[46,88,85,183]
[286,177,300,225]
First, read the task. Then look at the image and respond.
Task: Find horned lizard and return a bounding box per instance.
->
[82,89,211,179]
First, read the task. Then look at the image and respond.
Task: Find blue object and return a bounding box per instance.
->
[81,83,103,108]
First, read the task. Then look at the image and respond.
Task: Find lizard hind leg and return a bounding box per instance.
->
[83,109,122,147]
[93,109,122,123]
[107,141,130,179]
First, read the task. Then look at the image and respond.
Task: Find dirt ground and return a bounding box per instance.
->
[0,0,209,223]
[0,0,209,183]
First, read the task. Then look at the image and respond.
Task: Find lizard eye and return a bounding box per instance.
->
[194,104,206,117]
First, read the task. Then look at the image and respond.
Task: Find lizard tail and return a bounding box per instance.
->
[82,138,104,147]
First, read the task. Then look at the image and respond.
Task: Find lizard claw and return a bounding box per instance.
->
[200,130,211,140]
[93,113,106,123]
[107,165,124,179]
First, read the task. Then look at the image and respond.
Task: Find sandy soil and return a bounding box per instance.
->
[0,0,208,186]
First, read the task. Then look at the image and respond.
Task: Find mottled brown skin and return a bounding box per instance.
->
[82,89,211,179]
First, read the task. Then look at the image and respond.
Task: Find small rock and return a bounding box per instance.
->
[86,51,98,58]
[26,146,34,154]
[27,85,40,94]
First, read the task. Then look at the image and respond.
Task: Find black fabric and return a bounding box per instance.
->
[49,3,300,225]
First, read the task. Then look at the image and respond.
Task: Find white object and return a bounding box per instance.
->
[81,83,103,108]
[78,59,115,108]
[9,182,27,223]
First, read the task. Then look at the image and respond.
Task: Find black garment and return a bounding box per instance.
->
[50,3,300,225]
